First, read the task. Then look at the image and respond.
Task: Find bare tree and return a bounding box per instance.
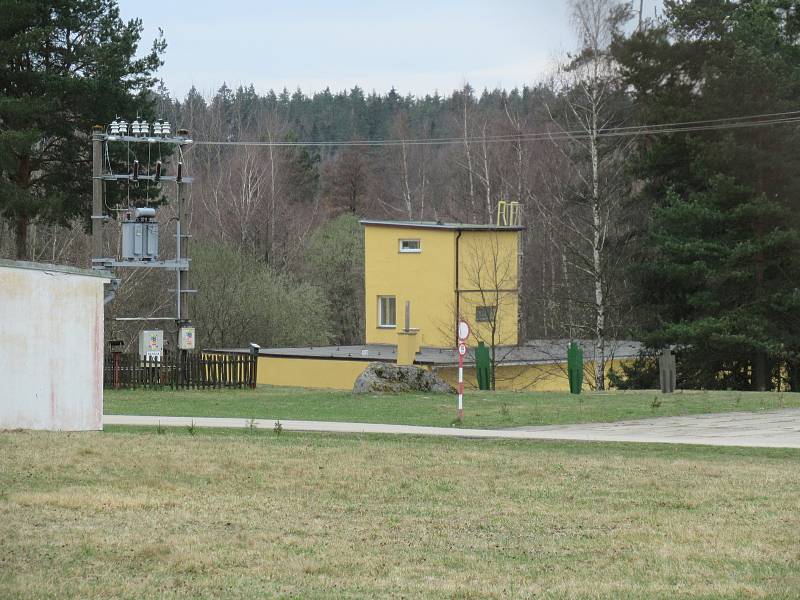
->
[382,110,432,220]
[187,95,324,270]
[543,0,634,390]
[322,148,370,214]
[454,108,497,224]
[458,85,478,222]
[457,233,520,390]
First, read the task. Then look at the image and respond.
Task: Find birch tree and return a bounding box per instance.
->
[544,0,634,390]
[462,101,478,221]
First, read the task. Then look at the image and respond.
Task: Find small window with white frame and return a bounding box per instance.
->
[378,296,396,327]
[399,239,421,253]
[476,306,496,323]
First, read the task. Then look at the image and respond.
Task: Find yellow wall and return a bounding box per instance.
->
[256,355,631,392]
[459,291,519,348]
[438,364,567,392]
[257,356,369,390]
[437,359,629,392]
[458,230,519,347]
[364,226,456,348]
[363,225,520,349]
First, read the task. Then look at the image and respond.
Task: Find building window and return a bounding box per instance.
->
[399,239,421,253]
[476,306,496,323]
[378,296,396,327]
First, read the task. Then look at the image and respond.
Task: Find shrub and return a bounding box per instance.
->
[191,242,331,349]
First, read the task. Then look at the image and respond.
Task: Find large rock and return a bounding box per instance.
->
[353,362,455,394]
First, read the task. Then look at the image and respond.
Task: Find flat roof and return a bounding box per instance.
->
[210,340,643,367]
[360,219,524,232]
[208,344,398,362]
[415,340,643,367]
[0,259,112,280]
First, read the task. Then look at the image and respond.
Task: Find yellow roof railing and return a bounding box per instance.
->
[496,200,521,227]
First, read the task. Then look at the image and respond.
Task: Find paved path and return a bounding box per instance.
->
[104,409,800,448]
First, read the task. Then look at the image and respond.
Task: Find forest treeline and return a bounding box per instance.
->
[2,0,800,390]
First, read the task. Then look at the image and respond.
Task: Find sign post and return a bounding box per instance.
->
[456,320,470,420]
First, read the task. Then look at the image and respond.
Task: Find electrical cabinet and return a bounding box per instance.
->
[139,330,164,361]
[179,326,196,350]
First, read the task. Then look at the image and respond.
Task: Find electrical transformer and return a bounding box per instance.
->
[121,207,159,261]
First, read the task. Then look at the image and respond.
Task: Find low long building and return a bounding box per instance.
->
[212,340,643,392]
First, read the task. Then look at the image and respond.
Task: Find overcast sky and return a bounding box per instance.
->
[118,0,662,100]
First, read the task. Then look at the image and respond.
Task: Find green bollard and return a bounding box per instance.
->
[567,341,583,394]
[475,342,491,390]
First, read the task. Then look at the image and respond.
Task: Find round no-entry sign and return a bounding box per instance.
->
[457,320,470,341]
[458,342,467,357]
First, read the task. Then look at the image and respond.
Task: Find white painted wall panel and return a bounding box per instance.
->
[0,262,108,431]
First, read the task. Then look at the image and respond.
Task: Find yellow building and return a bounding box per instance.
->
[362,220,523,349]
[212,219,642,391]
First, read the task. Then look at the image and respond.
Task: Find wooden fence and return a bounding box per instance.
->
[104,352,257,390]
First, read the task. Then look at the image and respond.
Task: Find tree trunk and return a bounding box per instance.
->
[14,155,32,261]
[788,360,799,393]
[481,126,492,223]
[753,351,767,391]
[590,124,605,391]
[400,139,413,219]
[561,248,572,339]
[266,131,276,265]
[490,332,496,391]
[15,213,29,260]
[463,102,477,221]
[638,0,644,30]
[753,147,768,392]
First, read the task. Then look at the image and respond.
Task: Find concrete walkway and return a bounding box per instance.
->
[104,409,800,448]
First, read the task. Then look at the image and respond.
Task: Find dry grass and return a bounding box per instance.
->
[1,429,799,598]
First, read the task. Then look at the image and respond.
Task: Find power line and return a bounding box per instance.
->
[192,109,800,148]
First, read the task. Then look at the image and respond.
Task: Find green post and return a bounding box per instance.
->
[567,341,583,394]
[475,342,491,390]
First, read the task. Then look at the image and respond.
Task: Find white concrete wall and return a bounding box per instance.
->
[0,261,108,431]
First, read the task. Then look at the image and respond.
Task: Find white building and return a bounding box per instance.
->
[0,260,110,431]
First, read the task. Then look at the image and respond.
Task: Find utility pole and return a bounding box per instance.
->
[176,175,188,322]
[174,138,190,344]
[92,118,195,355]
[91,125,104,259]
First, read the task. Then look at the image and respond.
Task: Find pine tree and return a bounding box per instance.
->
[614,0,800,390]
[0,0,164,260]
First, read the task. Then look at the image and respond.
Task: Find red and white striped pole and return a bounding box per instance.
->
[456,320,470,421]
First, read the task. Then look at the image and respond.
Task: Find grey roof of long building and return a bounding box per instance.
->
[416,339,643,367]
[258,344,397,362]
[209,339,643,367]
[359,219,525,232]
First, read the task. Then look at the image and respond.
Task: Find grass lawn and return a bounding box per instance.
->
[1,428,798,598]
[105,387,800,428]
